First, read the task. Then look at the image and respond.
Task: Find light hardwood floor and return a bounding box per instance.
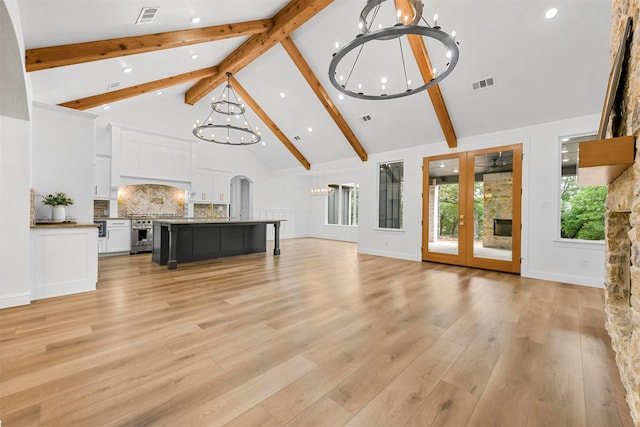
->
[0,238,633,426]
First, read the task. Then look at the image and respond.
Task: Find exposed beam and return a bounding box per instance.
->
[185,0,335,105]
[229,75,311,170]
[58,66,218,111]
[26,20,272,72]
[280,36,368,162]
[396,0,458,148]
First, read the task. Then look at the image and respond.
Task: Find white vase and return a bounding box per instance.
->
[52,205,66,222]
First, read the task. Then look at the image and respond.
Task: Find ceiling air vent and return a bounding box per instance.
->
[472,76,496,92]
[106,82,121,91]
[136,7,159,25]
[360,114,372,122]
[294,136,301,141]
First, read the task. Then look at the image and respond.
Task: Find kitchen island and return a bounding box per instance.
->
[152,218,283,269]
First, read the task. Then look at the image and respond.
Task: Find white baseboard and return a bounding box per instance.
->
[0,292,31,309]
[524,269,604,288]
[357,247,420,262]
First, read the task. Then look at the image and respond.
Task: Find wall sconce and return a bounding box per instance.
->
[177,192,185,207]
[117,189,124,205]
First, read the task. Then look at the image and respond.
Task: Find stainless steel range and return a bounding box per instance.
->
[130,219,153,254]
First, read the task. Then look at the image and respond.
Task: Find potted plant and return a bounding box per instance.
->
[42,192,74,221]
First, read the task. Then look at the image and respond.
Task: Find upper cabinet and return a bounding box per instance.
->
[212,171,231,204]
[94,156,111,198]
[191,169,230,203]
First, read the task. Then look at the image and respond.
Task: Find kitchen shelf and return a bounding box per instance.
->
[577,135,635,187]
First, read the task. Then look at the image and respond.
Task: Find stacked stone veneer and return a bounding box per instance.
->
[483,172,513,249]
[604,0,640,423]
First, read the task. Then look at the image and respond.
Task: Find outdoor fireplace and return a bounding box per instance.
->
[493,218,512,237]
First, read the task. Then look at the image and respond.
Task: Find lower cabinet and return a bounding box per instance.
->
[31,225,98,300]
[98,237,107,254]
[106,220,131,253]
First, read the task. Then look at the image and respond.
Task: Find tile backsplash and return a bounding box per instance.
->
[93,199,109,218]
[118,184,186,217]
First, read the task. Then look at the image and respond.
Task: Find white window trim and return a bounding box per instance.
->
[557,132,605,245]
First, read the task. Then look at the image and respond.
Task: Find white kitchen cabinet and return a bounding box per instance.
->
[94,156,111,198]
[106,220,130,253]
[98,237,107,254]
[192,169,231,204]
[192,168,214,202]
[212,172,231,204]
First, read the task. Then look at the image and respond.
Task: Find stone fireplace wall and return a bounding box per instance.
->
[483,172,513,249]
[604,0,640,423]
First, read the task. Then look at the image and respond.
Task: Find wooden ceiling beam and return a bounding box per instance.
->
[396,0,458,148]
[280,36,368,162]
[228,75,311,170]
[58,66,218,110]
[185,0,335,105]
[26,20,272,72]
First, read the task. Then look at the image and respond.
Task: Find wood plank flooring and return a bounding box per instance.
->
[0,238,633,426]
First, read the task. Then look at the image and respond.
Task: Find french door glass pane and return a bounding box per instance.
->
[473,150,514,261]
[427,158,460,255]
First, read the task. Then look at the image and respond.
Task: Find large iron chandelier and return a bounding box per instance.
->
[193,72,261,145]
[328,0,459,100]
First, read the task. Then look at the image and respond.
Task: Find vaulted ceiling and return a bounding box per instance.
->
[17,0,612,172]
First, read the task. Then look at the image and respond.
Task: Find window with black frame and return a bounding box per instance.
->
[379,162,403,229]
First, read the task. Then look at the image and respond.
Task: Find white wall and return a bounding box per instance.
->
[32,103,96,223]
[0,0,31,308]
[302,114,605,287]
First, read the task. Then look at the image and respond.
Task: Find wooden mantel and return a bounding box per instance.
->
[577,135,636,187]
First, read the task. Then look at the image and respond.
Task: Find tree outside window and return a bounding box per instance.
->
[560,135,605,241]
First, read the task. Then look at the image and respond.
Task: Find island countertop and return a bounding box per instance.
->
[154,218,285,225]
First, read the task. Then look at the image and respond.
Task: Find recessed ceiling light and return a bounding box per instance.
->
[338,94,344,100]
[190,16,201,24]
[381,76,388,84]
[545,8,558,19]
[308,127,313,132]
[562,158,569,162]
[280,92,285,98]
[190,54,198,60]
[261,141,266,146]
[156,90,162,95]
[335,41,340,49]
[561,137,570,142]
[103,105,110,110]
[123,67,132,73]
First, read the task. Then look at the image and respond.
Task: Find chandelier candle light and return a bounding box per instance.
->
[328,0,459,100]
[193,72,261,145]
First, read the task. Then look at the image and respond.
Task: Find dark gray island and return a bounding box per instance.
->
[152,218,283,269]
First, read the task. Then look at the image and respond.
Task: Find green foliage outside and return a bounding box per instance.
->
[438,184,459,237]
[560,176,606,240]
[437,182,485,240]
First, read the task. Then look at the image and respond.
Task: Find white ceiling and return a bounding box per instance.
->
[17,0,612,172]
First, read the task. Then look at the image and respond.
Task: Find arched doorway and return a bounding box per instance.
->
[230,176,253,219]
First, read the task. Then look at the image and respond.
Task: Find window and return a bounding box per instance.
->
[327,183,359,226]
[560,135,605,241]
[379,161,403,229]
